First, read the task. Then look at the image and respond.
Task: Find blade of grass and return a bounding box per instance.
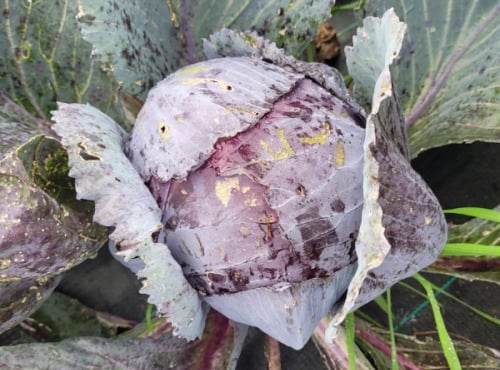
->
[441,243,500,257]
[414,273,462,370]
[354,320,422,370]
[396,281,428,300]
[444,207,500,223]
[337,23,360,37]
[394,277,457,332]
[355,309,385,327]
[145,304,154,332]
[345,312,356,370]
[425,279,500,326]
[331,0,365,15]
[374,294,389,314]
[386,289,399,370]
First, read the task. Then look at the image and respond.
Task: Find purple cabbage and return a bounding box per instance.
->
[125,54,446,348]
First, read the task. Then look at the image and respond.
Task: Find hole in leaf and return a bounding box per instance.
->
[77,142,101,161]
[296,184,307,196]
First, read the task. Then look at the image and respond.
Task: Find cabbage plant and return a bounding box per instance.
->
[52,10,449,350]
[1,0,498,367]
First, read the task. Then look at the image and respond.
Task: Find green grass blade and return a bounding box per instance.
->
[374,294,389,314]
[394,277,457,332]
[386,289,399,370]
[331,0,365,15]
[444,207,500,223]
[426,280,500,326]
[355,309,384,327]
[145,303,154,332]
[414,274,462,370]
[441,243,500,257]
[397,281,428,300]
[345,312,356,370]
[338,23,361,37]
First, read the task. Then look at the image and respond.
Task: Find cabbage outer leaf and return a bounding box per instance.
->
[0,135,104,334]
[327,9,447,339]
[76,0,334,98]
[52,103,207,340]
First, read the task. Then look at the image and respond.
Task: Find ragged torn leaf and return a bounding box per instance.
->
[327,9,447,339]
[345,8,406,112]
[52,103,207,340]
[202,28,365,121]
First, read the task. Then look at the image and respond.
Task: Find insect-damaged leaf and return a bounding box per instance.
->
[76,0,334,98]
[52,103,207,340]
[203,28,364,120]
[0,135,105,334]
[327,9,447,338]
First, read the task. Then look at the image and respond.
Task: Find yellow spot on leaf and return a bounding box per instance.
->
[299,122,331,145]
[215,178,240,207]
[177,64,210,75]
[177,78,233,92]
[335,142,345,166]
[20,40,32,60]
[0,259,10,270]
[219,246,226,260]
[158,121,169,140]
[244,198,258,207]
[134,80,143,86]
[424,217,432,225]
[225,105,258,116]
[260,128,295,161]
[243,34,257,48]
